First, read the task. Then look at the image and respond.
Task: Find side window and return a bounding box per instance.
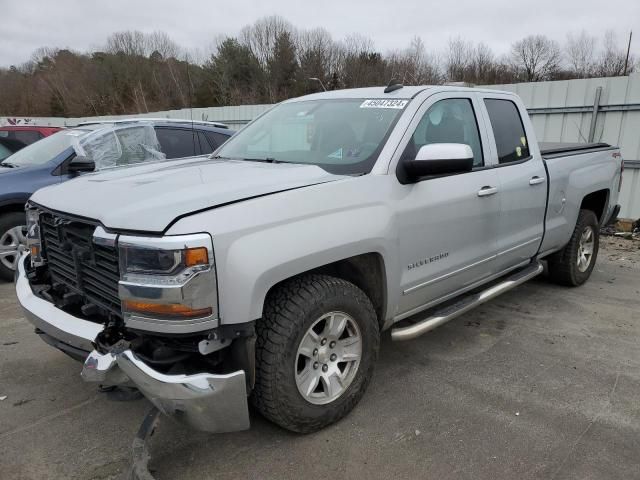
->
[155,128,197,159]
[484,99,530,164]
[403,98,484,167]
[206,131,231,149]
[198,132,214,155]
[11,130,43,145]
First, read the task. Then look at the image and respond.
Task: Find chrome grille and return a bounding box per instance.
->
[40,212,122,317]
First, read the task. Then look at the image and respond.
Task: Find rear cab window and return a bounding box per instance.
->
[483,99,530,164]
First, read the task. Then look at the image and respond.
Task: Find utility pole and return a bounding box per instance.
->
[623,31,633,76]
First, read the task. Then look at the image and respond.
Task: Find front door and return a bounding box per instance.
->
[395,94,502,318]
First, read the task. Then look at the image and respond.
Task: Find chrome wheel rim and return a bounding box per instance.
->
[577,226,595,273]
[294,311,362,405]
[0,225,27,271]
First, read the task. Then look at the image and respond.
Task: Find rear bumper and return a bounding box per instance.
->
[16,253,250,433]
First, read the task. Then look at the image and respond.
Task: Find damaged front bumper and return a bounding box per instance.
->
[15,253,250,434]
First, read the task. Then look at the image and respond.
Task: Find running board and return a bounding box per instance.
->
[391,261,544,341]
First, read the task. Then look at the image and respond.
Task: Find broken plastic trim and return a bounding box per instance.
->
[124,406,161,480]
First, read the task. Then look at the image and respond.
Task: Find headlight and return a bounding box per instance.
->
[120,244,209,283]
[25,206,44,266]
[117,234,218,332]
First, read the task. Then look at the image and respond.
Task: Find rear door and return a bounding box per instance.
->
[394,92,502,317]
[478,94,547,271]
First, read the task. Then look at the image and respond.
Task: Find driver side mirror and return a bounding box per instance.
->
[68,156,95,174]
[404,143,474,179]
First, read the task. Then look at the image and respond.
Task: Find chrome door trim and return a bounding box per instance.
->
[402,236,541,296]
[496,237,541,257]
[394,259,531,323]
[403,254,496,295]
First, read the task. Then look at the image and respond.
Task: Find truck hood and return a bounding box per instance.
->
[30,156,346,233]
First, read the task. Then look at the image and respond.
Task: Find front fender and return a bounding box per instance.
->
[166,175,400,327]
[220,204,397,324]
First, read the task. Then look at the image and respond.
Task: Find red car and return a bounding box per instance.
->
[0,125,63,147]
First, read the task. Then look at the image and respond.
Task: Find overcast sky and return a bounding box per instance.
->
[1,0,638,67]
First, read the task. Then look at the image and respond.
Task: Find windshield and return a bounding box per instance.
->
[214,98,407,174]
[0,143,12,161]
[1,130,82,167]
[0,124,166,169]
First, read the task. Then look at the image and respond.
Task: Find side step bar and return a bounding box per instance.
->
[391,261,543,341]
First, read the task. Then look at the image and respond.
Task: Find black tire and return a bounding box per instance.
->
[0,212,27,282]
[252,274,380,433]
[547,209,599,286]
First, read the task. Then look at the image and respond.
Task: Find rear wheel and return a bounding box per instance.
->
[252,274,380,433]
[0,212,27,281]
[547,209,599,286]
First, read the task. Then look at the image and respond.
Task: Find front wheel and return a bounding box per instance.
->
[252,274,380,433]
[0,212,27,282]
[547,209,599,286]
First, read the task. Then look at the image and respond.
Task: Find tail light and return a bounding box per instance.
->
[613,152,623,192]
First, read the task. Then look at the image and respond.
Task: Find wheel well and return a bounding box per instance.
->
[580,189,609,223]
[0,203,27,216]
[266,253,387,329]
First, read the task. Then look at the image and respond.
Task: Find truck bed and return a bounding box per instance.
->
[538,142,621,257]
[539,142,614,158]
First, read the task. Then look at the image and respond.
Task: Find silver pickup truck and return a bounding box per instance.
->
[16,85,623,435]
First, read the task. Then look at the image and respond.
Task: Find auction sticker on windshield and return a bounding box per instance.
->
[360,99,408,109]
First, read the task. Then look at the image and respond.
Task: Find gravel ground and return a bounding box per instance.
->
[1,239,639,480]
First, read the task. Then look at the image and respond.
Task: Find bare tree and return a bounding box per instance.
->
[445,37,473,82]
[337,34,386,87]
[239,15,294,68]
[511,35,561,81]
[386,36,440,85]
[4,16,640,117]
[295,27,336,89]
[594,30,634,77]
[469,42,496,84]
[105,31,147,56]
[566,31,596,78]
[147,31,181,59]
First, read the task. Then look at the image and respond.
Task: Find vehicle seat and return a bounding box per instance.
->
[424,112,465,144]
[315,121,357,158]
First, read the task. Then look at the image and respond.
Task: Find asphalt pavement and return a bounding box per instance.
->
[1,236,639,480]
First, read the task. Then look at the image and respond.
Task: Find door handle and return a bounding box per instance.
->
[477,186,498,197]
[529,176,545,185]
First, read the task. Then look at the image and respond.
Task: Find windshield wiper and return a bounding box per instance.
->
[0,162,17,168]
[246,157,282,163]
[212,155,284,164]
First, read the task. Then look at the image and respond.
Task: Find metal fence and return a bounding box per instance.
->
[488,74,640,219]
[2,73,639,218]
